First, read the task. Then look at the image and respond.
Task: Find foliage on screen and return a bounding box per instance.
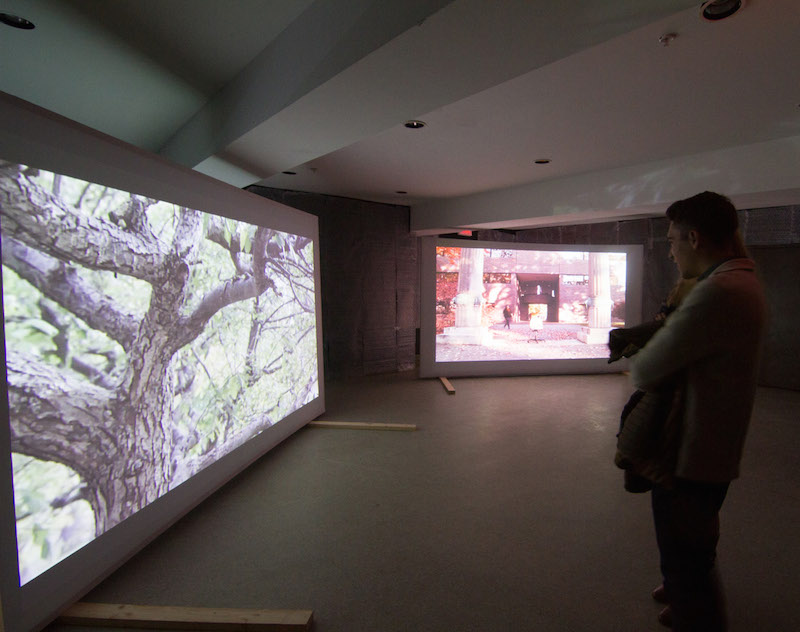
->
[0,161,317,583]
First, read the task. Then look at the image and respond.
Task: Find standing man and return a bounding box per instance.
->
[502,305,512,329]
[630,191,766,631]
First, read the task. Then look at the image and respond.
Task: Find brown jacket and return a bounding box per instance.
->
[631,258,766,482]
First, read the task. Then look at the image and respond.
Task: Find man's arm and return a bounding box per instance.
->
[608,320,665,363]
[630,282,729,390]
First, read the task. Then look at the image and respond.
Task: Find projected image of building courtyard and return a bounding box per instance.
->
[435,246,627,362]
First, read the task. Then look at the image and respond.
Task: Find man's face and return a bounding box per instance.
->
[667,222,700,279]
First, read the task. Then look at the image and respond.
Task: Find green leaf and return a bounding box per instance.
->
[226,219,237,241]
[26,319,58,336]
[32,524,46,546]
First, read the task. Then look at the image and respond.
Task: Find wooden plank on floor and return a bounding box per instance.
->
[439,377,455,394]
[57,603,313,631]
[308,420,416,431]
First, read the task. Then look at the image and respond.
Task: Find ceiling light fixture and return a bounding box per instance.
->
[700,0,745,21]
[534,159,551,165]
[282,171,296,175]
[404,120,426,129]
[0,12,35,29]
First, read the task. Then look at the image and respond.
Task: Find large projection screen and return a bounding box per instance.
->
[420,237,643,378]
[0,92,324,632]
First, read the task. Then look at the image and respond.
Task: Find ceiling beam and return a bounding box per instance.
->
[158,0,453,172]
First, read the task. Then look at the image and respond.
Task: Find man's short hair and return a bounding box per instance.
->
[666,191,739,246]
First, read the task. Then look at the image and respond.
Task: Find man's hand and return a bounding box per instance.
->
[608,328,640,363]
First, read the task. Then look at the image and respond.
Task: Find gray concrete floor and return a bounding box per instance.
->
[46,372,800,631]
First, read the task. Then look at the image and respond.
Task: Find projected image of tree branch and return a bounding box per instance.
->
[435,246,627,362]
[0,161,318,584]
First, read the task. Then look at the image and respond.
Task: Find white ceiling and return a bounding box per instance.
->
[1,0,799,234]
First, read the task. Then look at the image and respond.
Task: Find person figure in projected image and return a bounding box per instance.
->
[629,191,766,631]
[502,305,512,329]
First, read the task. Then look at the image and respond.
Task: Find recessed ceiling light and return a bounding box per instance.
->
[404,120,426,129]
[282,171,296,175]
[700,0,745,21]
[0,13,35,29]
[534,159,551,165]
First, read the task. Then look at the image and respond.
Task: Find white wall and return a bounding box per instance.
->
[411,135,800,235]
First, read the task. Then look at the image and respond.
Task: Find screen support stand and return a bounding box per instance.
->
[57,602,313,630]
[308,420,416,431]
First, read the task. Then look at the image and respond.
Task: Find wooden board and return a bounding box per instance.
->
[57,603,313,631]
[439,377,455,394]
[307,421,416,431]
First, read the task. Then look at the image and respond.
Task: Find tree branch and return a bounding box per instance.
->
[266,259,314,313]
[38,298,119,388]
[2,236,140,350]
[0,168,169,283]
[51,484,91,509]
[171,207,203,260]
[169,226,275,352]
[245,301,265,387]
[119,195,156,236]
[171,275,268,352]
[205,215,250,276]
[6,350,117,481]
[252,226,270,294]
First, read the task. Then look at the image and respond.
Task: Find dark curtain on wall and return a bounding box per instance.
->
[247,186,418,381]
[749,245,800,390]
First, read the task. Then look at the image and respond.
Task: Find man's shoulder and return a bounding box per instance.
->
[694,258,756,289]
[679,259,763,313]
[705,258,763,293]
[690,258,766,325]
[709,257,757,275]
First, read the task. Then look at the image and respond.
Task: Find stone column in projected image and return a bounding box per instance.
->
[438,247,488,345]
[578,252,613,344]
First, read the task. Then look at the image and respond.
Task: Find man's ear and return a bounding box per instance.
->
[687,229,701,250]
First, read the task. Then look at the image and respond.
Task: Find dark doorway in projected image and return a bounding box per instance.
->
[435,246,627,362]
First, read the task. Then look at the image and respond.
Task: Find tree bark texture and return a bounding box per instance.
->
[1,163,314,536]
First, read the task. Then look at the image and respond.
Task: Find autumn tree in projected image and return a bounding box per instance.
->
[0,161,317,582]
[435,246,461,333]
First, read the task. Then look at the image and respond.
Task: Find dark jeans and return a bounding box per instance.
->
[651,479,730,632]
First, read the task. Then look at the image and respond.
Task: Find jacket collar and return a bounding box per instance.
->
[700,257,755,280]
